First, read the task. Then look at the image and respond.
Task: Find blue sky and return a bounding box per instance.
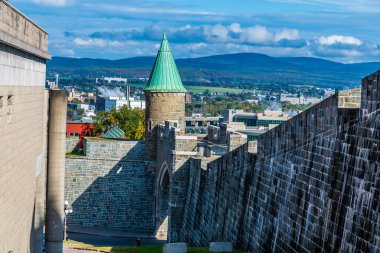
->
[12,0,380,62]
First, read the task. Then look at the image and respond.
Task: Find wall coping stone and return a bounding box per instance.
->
[210,242,233,252]
[171,151,198,156]
[163,243,187,253]
[175,136,198,140]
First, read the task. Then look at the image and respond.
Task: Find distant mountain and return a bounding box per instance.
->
[47,53,380,88]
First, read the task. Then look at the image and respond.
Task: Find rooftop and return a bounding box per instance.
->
[144,33,187,93]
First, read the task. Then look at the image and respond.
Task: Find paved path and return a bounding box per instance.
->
[63,244,91,253]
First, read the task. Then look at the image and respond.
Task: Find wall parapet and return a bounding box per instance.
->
[0,0,50,59]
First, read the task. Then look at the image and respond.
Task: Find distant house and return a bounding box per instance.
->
[66,121,94,137]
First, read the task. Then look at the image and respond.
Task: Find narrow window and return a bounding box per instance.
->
[148,119,152,131]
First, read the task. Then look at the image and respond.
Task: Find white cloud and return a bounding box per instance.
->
[169,23,301,46]
[244,25,273,44]
[318,35,362,46]
[84,4,219,16]
[269,0,380,13]
[228,23,243,34]
[205,24,229,42]
[274,29,300,42]
[29,0,72,6]
[73,38,122,47]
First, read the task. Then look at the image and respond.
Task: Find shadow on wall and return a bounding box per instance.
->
[155,163,169,240]
[167,156,194,243]
[65,141,156,233]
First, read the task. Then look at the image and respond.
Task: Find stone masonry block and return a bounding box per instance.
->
[163,243,187,253]
[210,242,233,252]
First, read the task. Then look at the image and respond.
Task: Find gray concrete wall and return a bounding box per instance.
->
[0,0,49,59]
[65,138,155,232]
[0,85,48,253]
[177,72,380,252]
[0,2,49,252]
[46,90,67,253]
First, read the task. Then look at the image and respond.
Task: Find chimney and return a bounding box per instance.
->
[126,85,130,107]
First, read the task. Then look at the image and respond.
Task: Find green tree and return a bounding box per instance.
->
[93,105,145,140]
[77,108,85,116]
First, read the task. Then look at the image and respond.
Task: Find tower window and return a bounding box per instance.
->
[148,119,152,131]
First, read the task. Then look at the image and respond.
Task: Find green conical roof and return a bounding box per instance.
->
[144,33,187,93]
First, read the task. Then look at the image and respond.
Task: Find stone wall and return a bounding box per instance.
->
[66,137,79,153]
[177,71,380,252]
[65,138,155,232]
[145,92,186,161]
[338,88,361,108]
[154,123,199,240]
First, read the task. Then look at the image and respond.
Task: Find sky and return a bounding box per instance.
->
[11,0,380,62]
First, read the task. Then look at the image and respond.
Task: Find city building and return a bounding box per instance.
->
[104,96,146,111]
[257,110,292,127]
[223,109,257,126]
[66,121,94,137]
[280,94,323,105]
[223,109,292,128]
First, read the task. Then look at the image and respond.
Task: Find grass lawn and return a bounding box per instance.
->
[64,240,247,253]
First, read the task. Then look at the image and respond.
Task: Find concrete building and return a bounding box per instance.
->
[0,1,50,252]
[104,96,145,111]
[223,109,257,126]
[0,2,68,252]
[223,108,292,128]
[281,94,323,105]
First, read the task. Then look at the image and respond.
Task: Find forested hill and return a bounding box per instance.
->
[47,53,380,88]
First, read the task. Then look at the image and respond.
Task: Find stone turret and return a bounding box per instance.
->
[144,33,187,161]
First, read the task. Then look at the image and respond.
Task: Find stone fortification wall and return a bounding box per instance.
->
[65,138,155,232]
[178,71,380,252]
[179,145,256,245]
[83,137,146,160]
[338,88,361,108]
[155,122,199,240]
[66,137,79,153]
